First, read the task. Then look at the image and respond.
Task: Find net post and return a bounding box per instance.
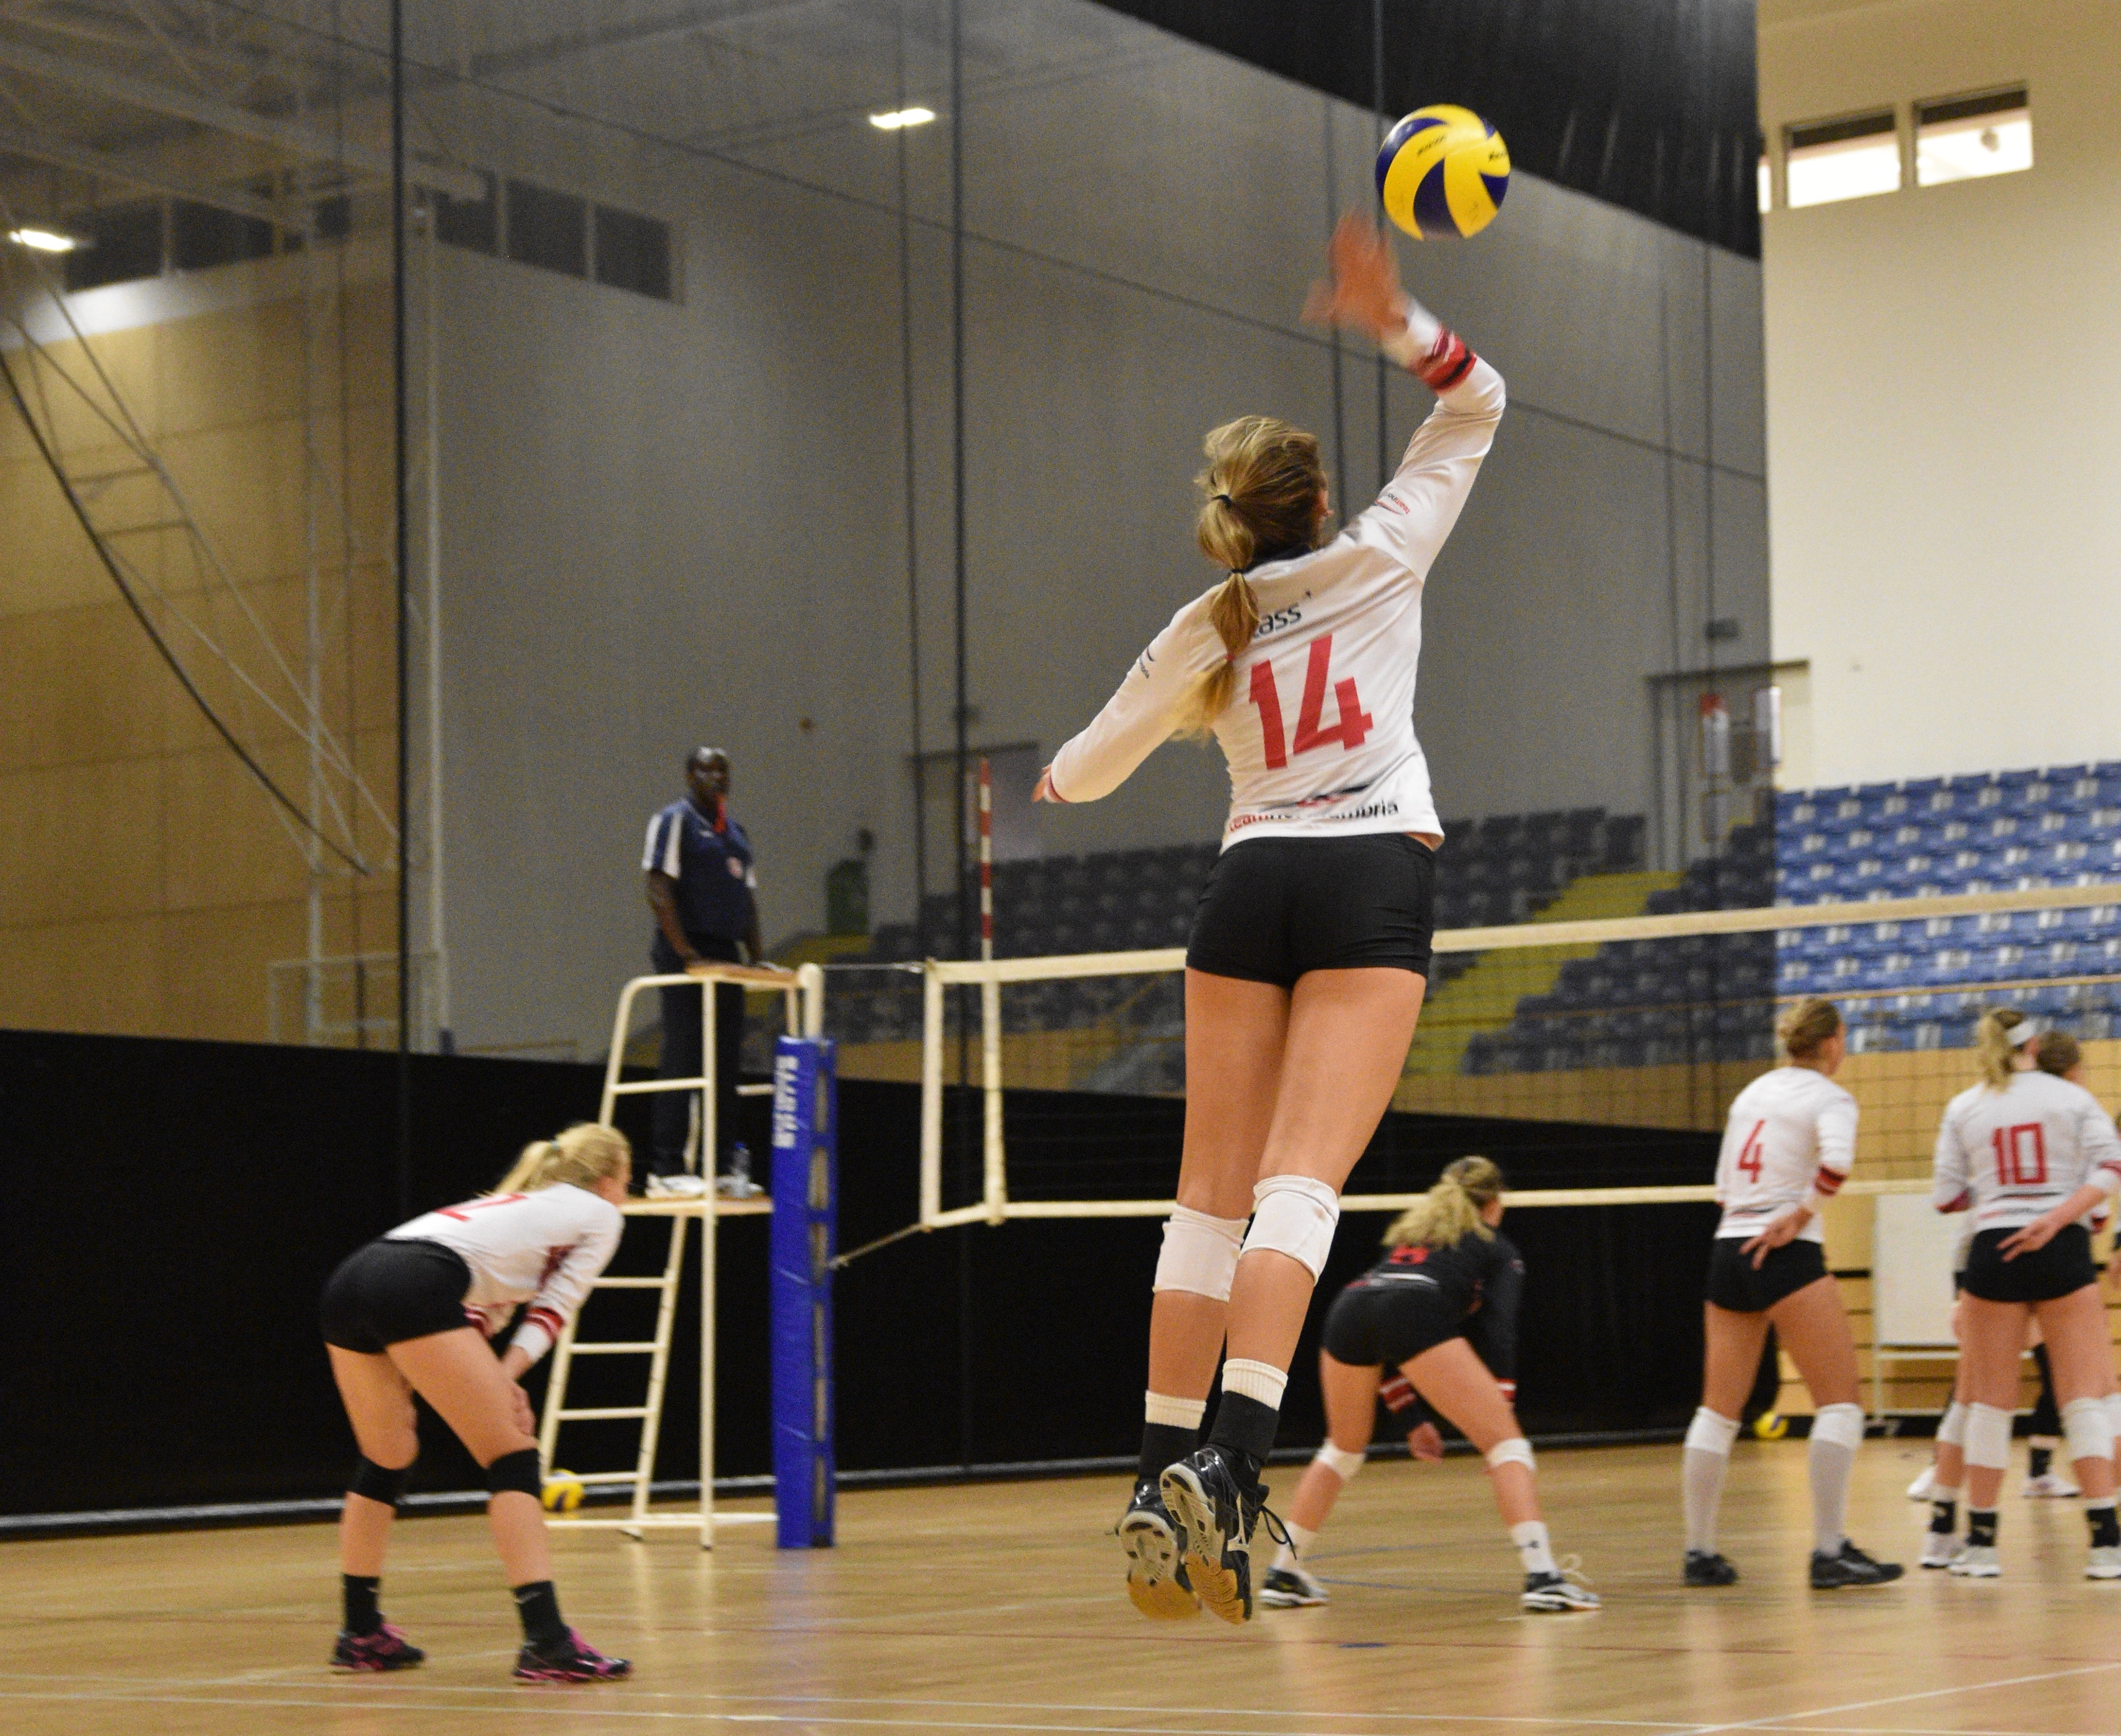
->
[770,1035,837,1547]
[797,961,826,1038]
[978,757,1005,1224]
[919,961,944,1224]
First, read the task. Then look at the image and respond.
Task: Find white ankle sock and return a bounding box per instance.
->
[1276,1520,1317,1570]
[1510,1520,1556,1577]
[1143,1391,1206,1429]
[1221,1358,1289,1408]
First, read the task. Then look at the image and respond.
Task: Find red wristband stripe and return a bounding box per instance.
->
[1812,1167,1847,1198]
[1412,329,1475,392]
[525,1307,565,1340]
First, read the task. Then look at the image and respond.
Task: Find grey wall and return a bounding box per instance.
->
[432,3,1765,1057]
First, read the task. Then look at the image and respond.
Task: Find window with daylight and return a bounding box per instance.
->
[1916,86,2031,187]
[1757,153,1772,213]
[1785,110,1900,207]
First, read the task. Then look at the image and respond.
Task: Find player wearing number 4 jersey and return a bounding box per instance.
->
[1036,215,1501,1625]
[1930,1009,2121,1581]
[318,1124,634,1681]
[1682,998,1904,1591]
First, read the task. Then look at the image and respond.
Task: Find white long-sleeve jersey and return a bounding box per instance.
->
[1046,332,1504,846]
[1712,1066,1858,1242]
[388,1182,623,1366]
[1932,1070,2121,1231]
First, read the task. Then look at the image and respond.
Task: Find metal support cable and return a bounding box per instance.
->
[0,349,370,874]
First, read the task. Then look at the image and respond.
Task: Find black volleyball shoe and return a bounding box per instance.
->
[329,1624,425,1672]
[1117,1476,1199,1619]
[512,1628,632,1682]
[1810,1539,1904,1589]
[1160,1445,1274,1626]
[1684,1550,1740,1586]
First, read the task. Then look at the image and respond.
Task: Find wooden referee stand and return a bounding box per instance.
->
[537,960,823,1545]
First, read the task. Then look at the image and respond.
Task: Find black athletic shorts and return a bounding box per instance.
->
[1959,1224,2097,1305]
[1320,1278,1462,1369]
[1705,1237,1828,1313]
[321,1239,475,1353]
[1187,832,1435,988]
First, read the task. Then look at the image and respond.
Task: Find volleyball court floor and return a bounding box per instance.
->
[8,1442,2118,1735]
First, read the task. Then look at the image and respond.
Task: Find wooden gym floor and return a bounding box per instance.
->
[6,1441,2120,1735]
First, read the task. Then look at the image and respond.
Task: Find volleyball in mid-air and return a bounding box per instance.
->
[1375,106,1510,240]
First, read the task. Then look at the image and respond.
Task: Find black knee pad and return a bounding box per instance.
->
[350,1456,410,1507]
[486,1447,542,1501]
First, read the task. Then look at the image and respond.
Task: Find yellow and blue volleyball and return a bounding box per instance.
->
[1375,106,1510,240]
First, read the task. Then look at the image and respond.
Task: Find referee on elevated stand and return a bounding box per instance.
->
[641,747,771,1198]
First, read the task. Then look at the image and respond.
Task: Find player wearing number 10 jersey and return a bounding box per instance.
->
[1927,1007,2121,1580]
[1681,998,1903,1592]
[1034,215,1500,1627]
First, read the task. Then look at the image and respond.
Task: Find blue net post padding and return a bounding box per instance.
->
[770,1036,836,1548]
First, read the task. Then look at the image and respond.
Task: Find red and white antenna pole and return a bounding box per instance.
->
[978,758,1005,1223]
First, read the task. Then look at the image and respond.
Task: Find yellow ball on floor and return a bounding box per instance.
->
[1752,1411,1789,1441]
[541,1469,585,1512]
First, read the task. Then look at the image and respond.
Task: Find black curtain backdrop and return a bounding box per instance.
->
[1091,0,1761,257]
[1,1028,1717,1519]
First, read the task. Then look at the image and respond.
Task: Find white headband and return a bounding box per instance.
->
[2007,1017,2044,1047]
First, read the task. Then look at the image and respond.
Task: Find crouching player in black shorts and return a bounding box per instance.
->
[319,1123,634,1681]
[1931,1009,2121,1580]
[1259,1158,1598,1612]
[1682,998,1903,1591]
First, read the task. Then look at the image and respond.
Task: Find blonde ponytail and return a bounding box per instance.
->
[1974,1007,2029,1091]
[1383,1155,1504,1250]
[1176,415,1325,736]
[495,1121,632,1194]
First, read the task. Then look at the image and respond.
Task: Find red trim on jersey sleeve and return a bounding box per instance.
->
[1938,1189,1972,1214]
[1410,328,1476,393]
[525,1306,566,1340]
[1811,1167,1847,1198]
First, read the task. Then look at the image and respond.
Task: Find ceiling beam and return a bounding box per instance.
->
[0,33,484,200]
[0,121,277,221]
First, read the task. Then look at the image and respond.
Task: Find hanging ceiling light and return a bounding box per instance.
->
[6,226,84,252]
[868,107,936,131]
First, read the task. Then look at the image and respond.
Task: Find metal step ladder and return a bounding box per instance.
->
[538,962,820,1544]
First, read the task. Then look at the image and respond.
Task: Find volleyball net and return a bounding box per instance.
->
[819,878,2121,1238]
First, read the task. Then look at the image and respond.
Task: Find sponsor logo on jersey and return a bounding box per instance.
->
[1252,604,1304,638]
[1378,490,1410,516]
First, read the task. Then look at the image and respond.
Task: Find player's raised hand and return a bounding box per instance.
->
[1303,213,1407,341]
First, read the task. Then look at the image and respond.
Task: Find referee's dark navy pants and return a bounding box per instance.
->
[651,932,743,1177]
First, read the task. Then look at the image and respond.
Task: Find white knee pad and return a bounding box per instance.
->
[1153,1206,1248,1301]
[2063,1395,2116,1466]
[1937,1400,1968,1448]
[1811,1402,1865,1452]
[1314,1442,1366,1482]
[1964,1401,2013,1471]
[1685,1407,1741,1457]
[1486,1436,1535,1474]
[2106,1393,2121,1440]
[1241,1174,1342,1281]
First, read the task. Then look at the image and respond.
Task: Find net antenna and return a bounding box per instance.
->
[914,878,2121,1229]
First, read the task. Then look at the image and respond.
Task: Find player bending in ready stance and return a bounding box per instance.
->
[1260,1157,1598,1612]
[319,1123,633,1680]
[1038,214,1514,1622]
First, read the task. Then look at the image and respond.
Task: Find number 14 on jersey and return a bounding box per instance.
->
[1249,634,1375,769]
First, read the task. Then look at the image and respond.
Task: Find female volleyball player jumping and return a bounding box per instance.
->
[1681,997,1904,1590]
[1930,1010,2121,1579]
[1036,213,1503,1624]
[1258,1158,1597,1612]
[319,1123,633,1680]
